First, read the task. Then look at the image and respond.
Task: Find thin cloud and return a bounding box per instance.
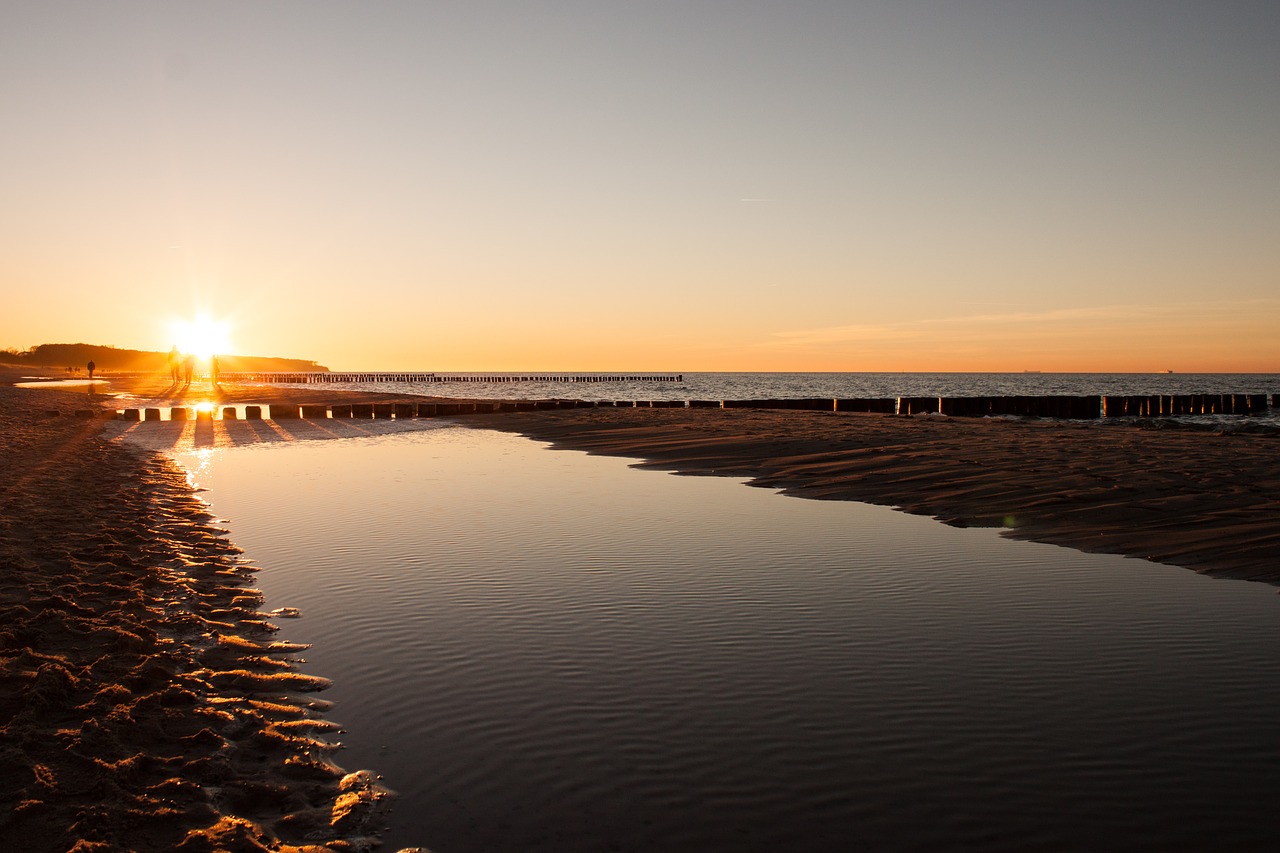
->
[765,299,1280,349]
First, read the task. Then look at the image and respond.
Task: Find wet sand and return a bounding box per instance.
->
[5,367,1278,849]
[0,368,403,852]
[97,372,464,453]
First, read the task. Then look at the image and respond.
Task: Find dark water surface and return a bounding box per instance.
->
[181,427,1280,852]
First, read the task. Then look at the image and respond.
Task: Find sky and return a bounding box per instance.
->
[2,1,1277,372]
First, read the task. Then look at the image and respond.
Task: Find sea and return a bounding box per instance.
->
[177,376,1280,851]
[243,370,1280,435]
[252,370,1280,403]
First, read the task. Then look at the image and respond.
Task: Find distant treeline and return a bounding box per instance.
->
[1,343,328,374]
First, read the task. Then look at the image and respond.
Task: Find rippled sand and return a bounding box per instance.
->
[0,371,398,851]
[7,366,1279,850]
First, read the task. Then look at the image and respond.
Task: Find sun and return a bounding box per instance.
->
[170,314,232,360]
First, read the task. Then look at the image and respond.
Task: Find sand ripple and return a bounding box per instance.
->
[0,379,400,851]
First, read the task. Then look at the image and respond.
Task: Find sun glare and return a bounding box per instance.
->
[170,314,232,360]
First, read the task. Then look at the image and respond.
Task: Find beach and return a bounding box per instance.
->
[0,369,401,853]
[4,369,1280,850]
[478,406,1280,583]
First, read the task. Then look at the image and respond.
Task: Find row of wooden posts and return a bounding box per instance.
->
[115,400,602,421]
[107,393,1277,422]
[721,393,1275,417]
[219,372,684,385]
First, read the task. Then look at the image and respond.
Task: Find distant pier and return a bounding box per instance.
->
[219,372,684,384]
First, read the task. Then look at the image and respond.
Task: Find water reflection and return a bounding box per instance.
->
[14,379,109,389]
[180,427,1280,852]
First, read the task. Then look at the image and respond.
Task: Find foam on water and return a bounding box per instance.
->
[180,427,1280,852]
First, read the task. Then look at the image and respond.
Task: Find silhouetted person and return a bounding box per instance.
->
[183,353,195,386]
[210,355,220,388]
[168,345,181,383]
[86,360,95,380]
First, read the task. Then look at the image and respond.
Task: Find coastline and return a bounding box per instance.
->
[475,406,1280,584]
[0,370,399,852]
[6,368,1279,848]
[92,370,1280,582]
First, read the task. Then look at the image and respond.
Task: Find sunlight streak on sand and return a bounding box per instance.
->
[108,416,451,453]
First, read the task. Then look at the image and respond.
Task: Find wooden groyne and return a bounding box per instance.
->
[1100,393,1271,417]
[100,393,1278,422]
[218,372,684,385]
[726,394,1276,417]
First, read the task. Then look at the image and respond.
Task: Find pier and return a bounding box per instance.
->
[218,372,684,385]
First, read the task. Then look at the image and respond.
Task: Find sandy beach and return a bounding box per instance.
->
[0,369,404,852]
[5,368,1279,850]
[480,406,1280,584]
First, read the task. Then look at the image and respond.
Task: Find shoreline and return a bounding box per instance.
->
[6,368,1279,848]
[0,370,399,851]
[76,369,1280,584]
[474,406,1280,585]
[91,370,1280,582]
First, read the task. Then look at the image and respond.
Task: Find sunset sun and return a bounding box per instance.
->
[170,314,232,360]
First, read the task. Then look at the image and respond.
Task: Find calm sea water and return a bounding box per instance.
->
[180,426,1280,851]
[253,371,1280,402]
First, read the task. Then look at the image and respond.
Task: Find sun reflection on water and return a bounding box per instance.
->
[182,447,221,491]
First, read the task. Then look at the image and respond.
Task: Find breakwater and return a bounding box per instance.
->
[219,372,684,384]
[95,392,1278,422]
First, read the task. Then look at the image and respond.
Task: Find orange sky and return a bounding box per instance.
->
[2,2,1277,373]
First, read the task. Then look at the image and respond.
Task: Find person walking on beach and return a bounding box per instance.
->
[183,353,195,386]
[86,360,95,380]
[210,354,220,388]
[167,345,181,384]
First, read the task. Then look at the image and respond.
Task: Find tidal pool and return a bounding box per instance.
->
[180,426,1280,852]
